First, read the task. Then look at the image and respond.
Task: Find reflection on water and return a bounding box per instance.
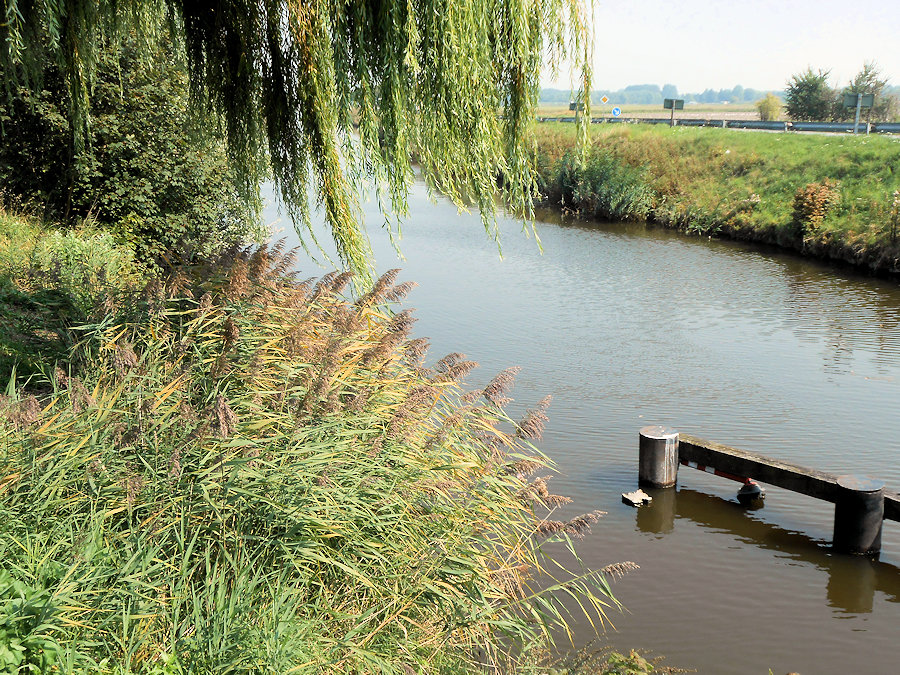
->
[266,182,900,674]
[635,487,900,614]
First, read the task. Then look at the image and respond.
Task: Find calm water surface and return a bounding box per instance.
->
[265,183,900,674]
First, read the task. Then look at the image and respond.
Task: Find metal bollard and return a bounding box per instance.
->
[833,475,884,555]
[639,425,679,488]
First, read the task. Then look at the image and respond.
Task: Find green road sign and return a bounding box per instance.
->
[663,98,684,110]
[843,93,875,108]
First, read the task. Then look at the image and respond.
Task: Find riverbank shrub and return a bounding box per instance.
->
[792,179,841,238]
[551,151,654,221]
[0,38,264,268]
[0,244,627,673]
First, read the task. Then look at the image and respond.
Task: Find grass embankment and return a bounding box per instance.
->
[0,210,636,673]
[531,123,900,273]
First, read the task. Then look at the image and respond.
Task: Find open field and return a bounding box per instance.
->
[537,102,764,121]
[529,122,900,272]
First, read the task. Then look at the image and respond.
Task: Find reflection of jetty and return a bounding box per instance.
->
[637,426,900,555]
[634,486,900,614]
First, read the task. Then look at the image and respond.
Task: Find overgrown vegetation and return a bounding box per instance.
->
[0,207,150,378]
[0,38,264,267]
[531,123,900,272]
[0,210,636,673]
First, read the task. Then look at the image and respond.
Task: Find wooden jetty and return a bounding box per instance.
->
[638,426,898,555]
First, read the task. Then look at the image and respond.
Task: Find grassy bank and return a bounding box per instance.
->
[531,123,900,273]
[0,210,638,673]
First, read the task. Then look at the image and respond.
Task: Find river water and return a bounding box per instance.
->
[264,182,900,674]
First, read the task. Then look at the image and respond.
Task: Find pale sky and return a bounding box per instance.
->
[545,0,900,93]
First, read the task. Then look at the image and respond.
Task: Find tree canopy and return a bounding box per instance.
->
[837,61,899,122]
[784,68,834,122]
[0,36,264,265]
[1,0,592,278]
[784,63,899,123]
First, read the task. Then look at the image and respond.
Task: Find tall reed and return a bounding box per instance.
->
[0,243,628,673]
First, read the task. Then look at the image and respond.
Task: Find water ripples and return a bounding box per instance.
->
[268,182,900,674]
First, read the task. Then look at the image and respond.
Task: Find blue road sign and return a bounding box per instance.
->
[612,107,622,117]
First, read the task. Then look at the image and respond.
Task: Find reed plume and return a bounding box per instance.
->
[0,253,626,672]
[483,366,521,406]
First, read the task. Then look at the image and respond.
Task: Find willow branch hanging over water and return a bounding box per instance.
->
[1,0,593,278]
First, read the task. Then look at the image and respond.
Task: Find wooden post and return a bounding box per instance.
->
[639,425,679,488]
[670,106,676,128]
[833,475,884,555]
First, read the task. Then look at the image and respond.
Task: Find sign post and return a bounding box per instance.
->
[843,93,875,135]
[663,98,684,127]
[569,99,585,124]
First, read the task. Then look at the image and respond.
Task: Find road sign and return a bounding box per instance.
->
[612,107,621,117]
[843,93,874,108]
[663,98,685,110]
[600,95,609,104]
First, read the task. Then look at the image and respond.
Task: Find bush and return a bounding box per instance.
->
[792,179,840,237]
[0,37,264,267]
[0,252,626,672]
[785,68,835,122]
[755,93,782,122]
[554,150,655,221]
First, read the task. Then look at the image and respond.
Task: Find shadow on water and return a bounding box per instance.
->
[634,486,900,614]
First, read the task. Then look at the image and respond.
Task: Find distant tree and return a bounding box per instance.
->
[661,83,678,100]
[834,61,899,122]
[730,85,744,102]
[755,93,782,121]
[621,84,662,104]
[785,68,835,121]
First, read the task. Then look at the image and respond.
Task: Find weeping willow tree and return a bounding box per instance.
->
[1,0,592,278]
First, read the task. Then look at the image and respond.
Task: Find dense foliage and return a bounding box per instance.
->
[834,61,899,123]
[0,224,629,672]
[0,39,263,265]
[784,63,899,123]
[784,68,835,122]
[1,0,592,277]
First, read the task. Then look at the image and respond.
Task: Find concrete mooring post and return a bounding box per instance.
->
[833,475,884,555]
[639,426,679,488]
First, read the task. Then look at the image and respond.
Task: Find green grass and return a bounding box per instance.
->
[530,123,900,271]
[0,207,150,379]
